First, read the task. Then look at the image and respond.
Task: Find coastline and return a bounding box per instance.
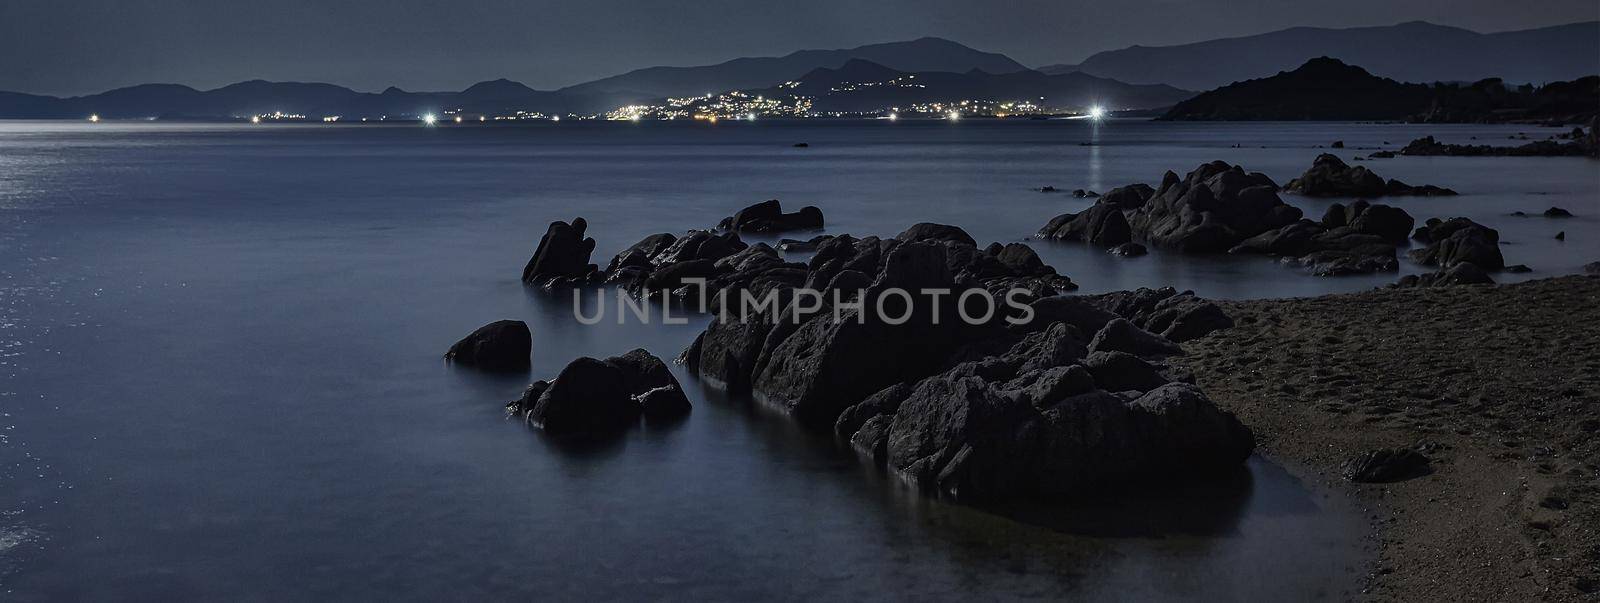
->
[1178,275,1600,601]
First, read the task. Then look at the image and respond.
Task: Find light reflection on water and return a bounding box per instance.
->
[0,119,1590,599]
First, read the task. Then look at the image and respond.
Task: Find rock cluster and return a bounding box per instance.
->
[1409,217,1505,270]
[1393,262,1495,288]
[674,226,1250,501]
[1285,154,1457,197]
[506,348,691,435]
[716,199,824,234]
[1230,200,1416,276]
[522,218,601,288]
[1400,130,1596,157]
[444,320,532,372]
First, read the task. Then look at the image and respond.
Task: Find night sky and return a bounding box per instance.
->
[3,0,1595,96]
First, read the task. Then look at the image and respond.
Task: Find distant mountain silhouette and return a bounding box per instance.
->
[763,59,1191,113]
[0,79,604,120]
[560,37,1029,101]
[1041,21,1600,90]
[1160,57,1600,122]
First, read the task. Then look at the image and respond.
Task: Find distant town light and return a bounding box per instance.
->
[479,116,485,122]
[454,116,462,123]
[422,113,437,125]
[887,112,897,121]
[250,115,260,124]
[947,111,960,121]
[747,113,756,121]
[1088,105,1106,120]
[552,115,560,122]
[630,114,641,122]
[88,114,100,123]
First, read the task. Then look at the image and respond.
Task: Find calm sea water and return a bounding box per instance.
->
[0,119,1593,600]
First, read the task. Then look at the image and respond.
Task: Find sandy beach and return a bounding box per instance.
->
[1180,275,1600,601]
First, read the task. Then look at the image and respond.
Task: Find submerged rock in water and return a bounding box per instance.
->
[717,199,825,234]
[508,349,690,435]
[1285,154,1456,197]
[1408,217,1505,270]
[522,218,600,288]
[445,320,532,372]
[1544,207,1574,218]
[1400,134,1596,158]
[1231,200,1415,276]
[1109,242,1148,257]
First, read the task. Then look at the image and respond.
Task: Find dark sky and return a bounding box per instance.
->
[3,0,1595,96]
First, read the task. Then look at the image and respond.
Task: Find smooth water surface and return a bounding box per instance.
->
[1,119,1593,600]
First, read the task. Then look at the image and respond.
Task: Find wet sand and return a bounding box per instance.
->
[1177,275,1600,601]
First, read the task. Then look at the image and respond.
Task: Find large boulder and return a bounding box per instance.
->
[1408,217,1504,270]
[718,199,825,233]
[1088,318,1183,358]
[522,218,598,286]
[1127,161,1301,253]
[1230,201,1414,276]
[1037,202,1133,247]
[509,349,690,434]
[895,223,978,247]
[444,320,532,372]
[880,371,1254,501]
[1099,183,1156,211]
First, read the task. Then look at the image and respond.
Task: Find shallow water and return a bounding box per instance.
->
[0,119,1592,599]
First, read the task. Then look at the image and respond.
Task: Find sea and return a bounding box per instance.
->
[0,118,1593,600]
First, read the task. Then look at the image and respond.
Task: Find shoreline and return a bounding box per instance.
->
[1178,275,1600,601]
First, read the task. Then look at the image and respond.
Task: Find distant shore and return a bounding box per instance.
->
[1179,275,1600,601]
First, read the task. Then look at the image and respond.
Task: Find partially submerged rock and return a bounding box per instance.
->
[444,320,532,372]
[1231,200,1415,276]
[1408,217,1505,270]
[508,349,690,435]
[522,218,600,288]
[1393,262,1495,288]
[1285,154,1457,197]
[1400,134,1596,158]
[1129,161,1301,253]
[1037,202,1132,247]
[717,200,824,234]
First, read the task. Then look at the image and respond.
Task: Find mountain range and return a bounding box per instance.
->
[1160,57,1600,122]
[750,59,1189,113]
[1042,21,1600,90]
[1,21,1596,120]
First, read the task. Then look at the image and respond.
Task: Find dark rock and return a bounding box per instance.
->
[1408,217,1504,270]
[1037,202,1133,247]
[895,223,977,247]
[1392,262,1495,288]
[1555,231,1565,241]
[1505,264,1533,273]
[1368,150,1395,158]
[1330,140,1344,148]
[1400,135,1594,158]
[792,142,809,148]
[445,320,532,372]
[1544,207,1574,218]
[1109,242,1148,257]
[1584,261,1600,275]
[720,199,825,233]
[1128,160,1300,253]
[1088,318,1183,358]
[1071,189,1099,198]
[518,357,640,435]
[644,259,719,292]
[1342,448,1431,482]
[606,233,678,272]
[1038,185,1059,193]
[882,375,1253,501]
[1083,351,1169,392]
[1099,183,1156,211]
[639,385,692,422]
[522,218,598,286]
[1285,154,1455,197]
[509,349,690,435]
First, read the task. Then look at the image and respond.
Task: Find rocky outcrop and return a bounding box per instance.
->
[444,320,532,372]
[1037,202,1132,247]
[1127,161,1302,253]
[1230,200,1416,276]
[1408,217,1505,270]
[1098,184,1155,210]
[717,200,825,234]
[1393,262,1495,288]
[1400,131,1597,158]
[1078,287,1234,343]
[1284,154,1457,197]
[507,349,690,435]
[522,218,600,288]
